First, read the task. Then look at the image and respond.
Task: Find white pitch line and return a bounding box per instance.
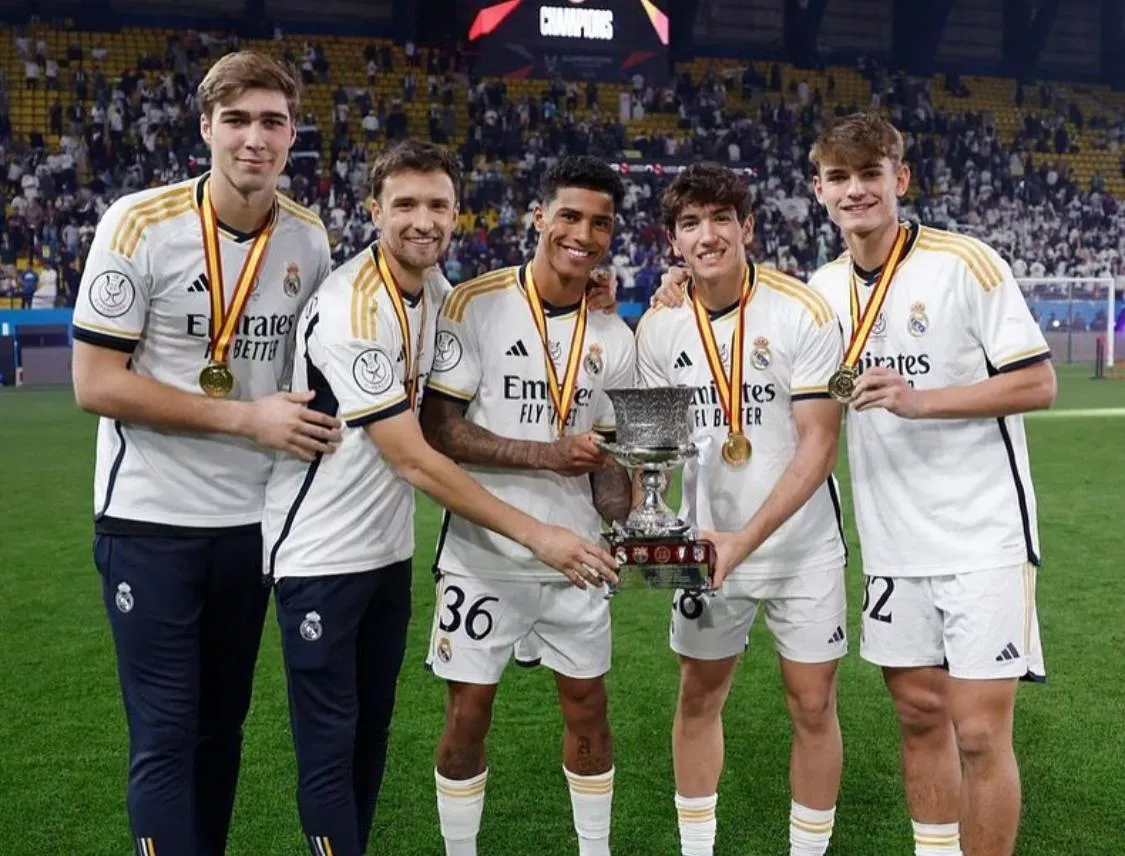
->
[1026,407,1125,419]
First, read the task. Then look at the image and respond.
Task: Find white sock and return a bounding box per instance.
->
[564,766,614,856]
[675,792,717,856]
[789,801,835,856]
[435,768,487,856]
[913,820,963,855]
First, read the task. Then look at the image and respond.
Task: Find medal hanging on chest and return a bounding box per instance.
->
[829,225,910,403]
[692,265,755,467]
[523,264,589,438]
[196,178,276,398]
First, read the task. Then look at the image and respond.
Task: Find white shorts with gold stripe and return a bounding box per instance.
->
[426,571,611,684]
[859,563,1045,681]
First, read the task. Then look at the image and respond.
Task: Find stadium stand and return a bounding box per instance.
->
[0,17,1123,338]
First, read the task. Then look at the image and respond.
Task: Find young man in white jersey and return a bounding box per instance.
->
[805,113,1055,856]
[71,52,339,856]
[637,163,847,856]
[419,155,637,856]
[654,117,1055,856]
[261,140,620,856]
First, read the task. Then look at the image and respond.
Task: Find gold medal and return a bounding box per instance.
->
[827,365,857,403]
[721,432,752,466]
[692,264,755,465]
[197,176,276,398]
[833,225,912,399]
[199,362,235,398]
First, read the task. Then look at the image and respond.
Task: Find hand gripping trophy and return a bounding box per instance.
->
[596,387,715,594]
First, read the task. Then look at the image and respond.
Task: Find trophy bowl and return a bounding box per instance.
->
[596,387,715,594]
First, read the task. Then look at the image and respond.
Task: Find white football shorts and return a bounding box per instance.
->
[670,564,848,664]
[859,562,1046,681]
[427,571,611,684]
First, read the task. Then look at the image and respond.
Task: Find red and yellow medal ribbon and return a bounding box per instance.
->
[524,264,588,437]
[375,245,427,410]
[199,178,276,366]
[692,264,754,439]
[844,224,910,370]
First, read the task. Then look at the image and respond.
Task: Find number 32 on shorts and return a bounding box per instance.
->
[863,576,894,624]
[439,584,499,641]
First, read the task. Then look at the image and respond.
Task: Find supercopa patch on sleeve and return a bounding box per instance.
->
[352,347,396,395]
[89,271,136,318]
[432,330,463,372]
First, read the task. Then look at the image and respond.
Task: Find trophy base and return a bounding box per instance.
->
[604,532,715,595]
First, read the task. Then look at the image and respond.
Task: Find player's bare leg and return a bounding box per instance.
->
[780,658,841,855]
[885,667,963,855]
[673,655,739,794]
[946,678,1021,856]
[780,657,842,807]
[434,682,499,856]
[556,673,615,856]
[672,655,739,856]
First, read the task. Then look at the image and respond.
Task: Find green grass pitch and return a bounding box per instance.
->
[1,365,1123,855]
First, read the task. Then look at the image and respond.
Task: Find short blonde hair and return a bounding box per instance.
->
[196,51,300,120]
[810,112,904,171]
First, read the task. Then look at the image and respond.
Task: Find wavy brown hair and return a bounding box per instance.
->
[196,51,300,120]
[809,112,904,171]
[660,162,752,232]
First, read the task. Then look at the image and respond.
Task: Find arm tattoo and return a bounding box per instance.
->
[591,464,632,524]
[420,394,550,470]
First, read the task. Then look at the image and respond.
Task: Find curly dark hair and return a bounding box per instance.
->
[540,155,625,211]
[660,162,752,232]
[369,139,463,201]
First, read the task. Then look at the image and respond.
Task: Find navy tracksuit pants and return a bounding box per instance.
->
[95,529,270,856]
[275,559,412,856]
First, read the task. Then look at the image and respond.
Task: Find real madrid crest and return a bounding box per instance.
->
[437,636,453,663]
[908,301,928,337]
[115,582,134,614]
[284,262,302,298]
[583,343,604,376]
[750,336,771,370]
[299,611,323,642]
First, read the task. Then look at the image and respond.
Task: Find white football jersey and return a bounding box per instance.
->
[808,224,1050,576]
[426,265,637,582]
[636,264,847,580]
[263,246,451,579]
[72,175,331,530]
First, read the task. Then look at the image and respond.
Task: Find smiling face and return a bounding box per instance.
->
[371,167,458,273]
[199,87,295,196]
[668,202,753,283]
[534,186,615,281]
[813,155,910,239]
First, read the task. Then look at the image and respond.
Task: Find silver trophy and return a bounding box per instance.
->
[597,387,715,593]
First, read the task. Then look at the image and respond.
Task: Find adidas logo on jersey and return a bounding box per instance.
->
[674,351,693,369]
[827,625,845,645]
[995,642,1020,662]
[187,273,208,293]
[506,340,530,357]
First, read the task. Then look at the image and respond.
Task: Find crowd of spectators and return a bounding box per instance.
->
[1,27,1122,332]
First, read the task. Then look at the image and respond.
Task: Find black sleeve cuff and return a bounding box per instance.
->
[997,351,1052,373]
[72,326,137,354]
[424,386,474,405]
[791,391,833,402]
[346,398,411,428]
